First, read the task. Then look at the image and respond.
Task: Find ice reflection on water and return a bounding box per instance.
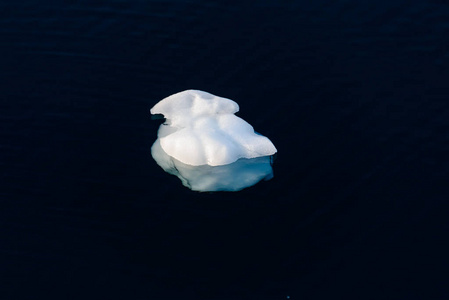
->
[151,139,275,192]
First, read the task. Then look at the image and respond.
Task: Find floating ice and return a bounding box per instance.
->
[150,90,277,191]
[150,90,277,166]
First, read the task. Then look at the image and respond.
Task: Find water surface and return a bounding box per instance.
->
[1,1,448,299]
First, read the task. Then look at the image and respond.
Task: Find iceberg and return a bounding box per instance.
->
[150,90,277,191]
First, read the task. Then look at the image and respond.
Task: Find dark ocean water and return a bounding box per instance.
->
[1,1,448,299]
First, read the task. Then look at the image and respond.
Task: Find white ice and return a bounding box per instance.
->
[150,90,277,167]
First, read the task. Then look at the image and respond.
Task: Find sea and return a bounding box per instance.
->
[1,1,448,299]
